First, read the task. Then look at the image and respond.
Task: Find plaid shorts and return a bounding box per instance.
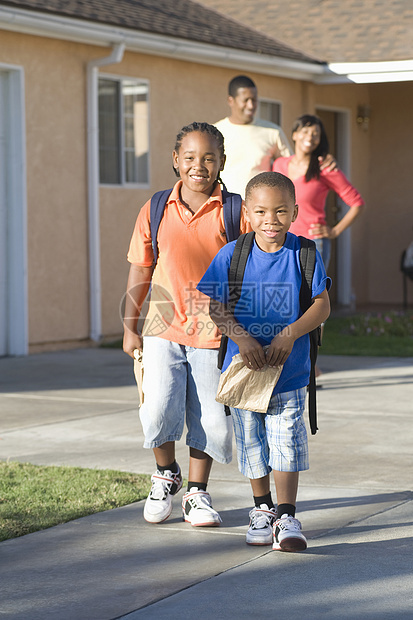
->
[230,388,309,479]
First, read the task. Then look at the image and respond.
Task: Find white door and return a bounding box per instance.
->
[0,67,27,356]
[0,71,7,355]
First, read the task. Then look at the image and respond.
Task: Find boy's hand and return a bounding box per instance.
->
[266,328,295,367]
[123,330,143,359]
[237,334,266,370]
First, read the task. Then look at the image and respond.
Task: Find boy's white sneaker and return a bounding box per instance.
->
[246,504,277,545]
[143,467,182,524]
[182,488,222,527]
[272,514,307,552]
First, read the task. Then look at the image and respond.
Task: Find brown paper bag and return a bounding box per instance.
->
[216,354,282,413]
[133,349,144,405]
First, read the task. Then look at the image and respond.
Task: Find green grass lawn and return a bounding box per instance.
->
[0,461,151,542]
[321,311,413,357]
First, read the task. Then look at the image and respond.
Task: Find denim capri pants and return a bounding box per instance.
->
[315,237,331,272]
[230,388,309,479]
[139,336,232,464]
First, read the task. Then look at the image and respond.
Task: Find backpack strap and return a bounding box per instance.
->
[218,232,255,371]
[149,189,173,267]
[221,184,243,243]
[299,236,320,435]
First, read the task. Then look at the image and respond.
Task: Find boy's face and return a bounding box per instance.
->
[244,185,298,253]
[228,87,258,125]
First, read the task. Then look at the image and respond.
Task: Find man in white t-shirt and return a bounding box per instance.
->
[215,75,292,197]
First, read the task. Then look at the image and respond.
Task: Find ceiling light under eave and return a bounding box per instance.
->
[346,71,413,84]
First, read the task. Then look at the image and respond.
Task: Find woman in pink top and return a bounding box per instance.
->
[272,114,364,270]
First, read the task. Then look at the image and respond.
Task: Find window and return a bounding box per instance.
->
[257,99,281,126]
[98,77,149,185]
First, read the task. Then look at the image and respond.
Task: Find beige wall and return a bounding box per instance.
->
[2,28,407,350]
[368,82,413,304]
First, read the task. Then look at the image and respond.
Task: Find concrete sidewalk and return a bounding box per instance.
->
[0,349,412,619]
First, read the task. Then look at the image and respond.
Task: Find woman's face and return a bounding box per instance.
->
[292,124,321,154]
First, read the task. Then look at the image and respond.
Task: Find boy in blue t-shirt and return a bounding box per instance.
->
[197,171,331,551]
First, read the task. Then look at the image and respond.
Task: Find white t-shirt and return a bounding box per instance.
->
[214,117,292,197]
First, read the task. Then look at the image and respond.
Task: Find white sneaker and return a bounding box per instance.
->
[143,467,182,524]
[182,488,222,527]
[246,504,277,545]
[272,514,307,552]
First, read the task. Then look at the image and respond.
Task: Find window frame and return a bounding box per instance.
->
[257,98,282,126]
[98,73,150,188]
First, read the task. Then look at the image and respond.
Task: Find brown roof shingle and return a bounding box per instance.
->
[0,0,323,64]
[195,0,413,62]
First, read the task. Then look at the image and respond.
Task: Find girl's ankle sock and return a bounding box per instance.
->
[157,460,179,474]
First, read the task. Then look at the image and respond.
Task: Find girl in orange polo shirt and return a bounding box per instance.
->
[123,122,247,527]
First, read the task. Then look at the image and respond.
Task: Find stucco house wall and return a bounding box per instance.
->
[1,31,90,346]
[368,82,413,305]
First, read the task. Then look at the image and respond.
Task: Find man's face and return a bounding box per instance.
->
[228,87,258,125]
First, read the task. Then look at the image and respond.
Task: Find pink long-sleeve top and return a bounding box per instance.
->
[272,156,364,239]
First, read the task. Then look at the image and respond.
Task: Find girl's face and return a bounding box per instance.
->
[292,123,321,154]
[173,131,225,195]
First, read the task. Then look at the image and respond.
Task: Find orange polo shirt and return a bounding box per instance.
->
[127,181,249,348]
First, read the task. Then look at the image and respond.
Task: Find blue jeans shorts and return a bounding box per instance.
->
[230,388,309,479]
[139,336,232,464]
[315,237,331,272]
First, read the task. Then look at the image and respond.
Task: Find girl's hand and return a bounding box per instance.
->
[309,223,336,239]
[266,328,295,367]
[123,330,143,359]
[237,334,266,370]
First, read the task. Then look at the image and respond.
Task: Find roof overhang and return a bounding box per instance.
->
[0,5,325,81]
[1,6,411,85]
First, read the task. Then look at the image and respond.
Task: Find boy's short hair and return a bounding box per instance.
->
[245,171,296,203]
[228,75,256,97]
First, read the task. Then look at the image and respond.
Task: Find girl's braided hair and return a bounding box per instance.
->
[173,121,225,179]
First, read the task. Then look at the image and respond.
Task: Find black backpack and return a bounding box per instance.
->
[149,185,243,266]
[218,231,321,435]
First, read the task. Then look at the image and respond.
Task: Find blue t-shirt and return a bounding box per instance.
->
[197,232,331,394]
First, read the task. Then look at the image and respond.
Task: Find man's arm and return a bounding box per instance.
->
[123,264,153,358]
[319,153,337,172]
[269,126,293,167]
